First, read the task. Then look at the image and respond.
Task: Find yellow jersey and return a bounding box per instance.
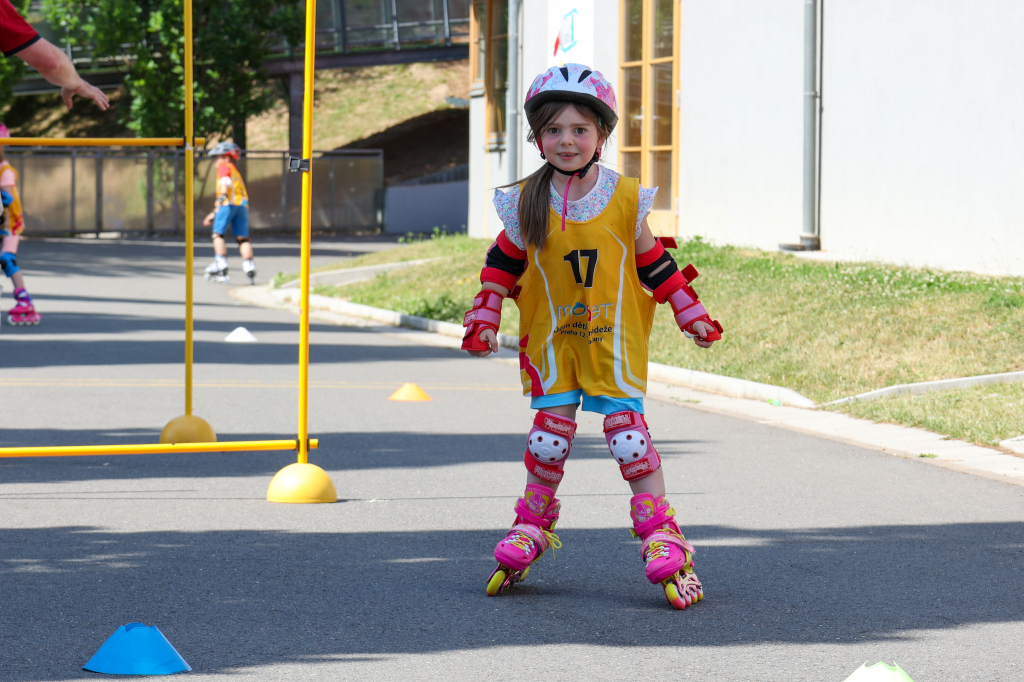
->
[217,161,249,206]
[515,176,656,399]
[0,160,25,236]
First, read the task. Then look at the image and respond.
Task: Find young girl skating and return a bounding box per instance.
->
[0,123,41,325]
[463,64,722,609]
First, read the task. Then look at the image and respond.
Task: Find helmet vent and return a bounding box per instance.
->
[578,70,593,82]
[559,66,570,82]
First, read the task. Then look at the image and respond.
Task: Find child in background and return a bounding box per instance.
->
[463,64,723,609]
[0,123,41,325]
[202,141,256,284]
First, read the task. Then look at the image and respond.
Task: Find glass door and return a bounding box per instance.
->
[620,0,678,236]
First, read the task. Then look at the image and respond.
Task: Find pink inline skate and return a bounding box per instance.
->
[629,493,703,609]
[8,288,40,325]
[486,483,562,596]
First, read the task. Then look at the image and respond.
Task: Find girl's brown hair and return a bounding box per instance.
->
[505,100,612,251]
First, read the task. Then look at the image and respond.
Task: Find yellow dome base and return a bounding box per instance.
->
[160,415,216,444]
[267,463,337,504]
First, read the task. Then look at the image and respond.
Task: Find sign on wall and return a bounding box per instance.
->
[548,0,593,67]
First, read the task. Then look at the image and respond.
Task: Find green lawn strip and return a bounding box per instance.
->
[271,232,479,288]
[830,383,1024,448]
[322,234,1024,430]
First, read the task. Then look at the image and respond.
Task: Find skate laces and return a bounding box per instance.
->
[506,529,562,559]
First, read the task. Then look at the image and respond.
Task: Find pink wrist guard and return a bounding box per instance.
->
[462,288,504,352]
[656,265,723,341]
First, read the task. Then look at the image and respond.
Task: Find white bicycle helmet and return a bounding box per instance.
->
[524,64,618,131]
[208,141,241,160]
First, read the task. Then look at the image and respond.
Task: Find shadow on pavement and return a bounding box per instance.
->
[0,430,710,484]
[1,521,1022,679]
[1,338,461,368]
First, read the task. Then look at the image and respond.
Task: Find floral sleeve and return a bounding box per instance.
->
[635,185,659,239]
[492,186,526,250]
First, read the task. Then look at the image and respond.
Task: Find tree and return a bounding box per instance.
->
[0,0,31,115]
[41,0,303,142]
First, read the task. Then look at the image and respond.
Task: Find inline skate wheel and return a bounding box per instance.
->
[664,580,692,610]
[487,568,508,596]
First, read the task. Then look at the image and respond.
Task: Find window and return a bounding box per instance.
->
[620,0,678,235]
[470,0,508,148]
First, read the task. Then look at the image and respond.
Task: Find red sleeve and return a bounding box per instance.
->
[217,163,232,178]
[0,0,41,57]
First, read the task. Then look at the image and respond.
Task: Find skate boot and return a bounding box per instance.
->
[204,261,229,283]
[487,483,562,596]
[7,288,40,326]
[242,259,256,285]
[630,493,703,609]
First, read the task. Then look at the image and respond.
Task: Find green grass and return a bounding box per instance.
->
[314,234,1024,447]
[836,384,1024,448]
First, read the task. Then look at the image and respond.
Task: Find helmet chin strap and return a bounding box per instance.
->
[539,141,601,232]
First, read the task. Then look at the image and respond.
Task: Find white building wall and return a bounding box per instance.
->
[820,1,1024,275]
[676,0,804,250]
[469,0,620,241]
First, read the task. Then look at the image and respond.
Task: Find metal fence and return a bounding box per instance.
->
[3,149,384,236]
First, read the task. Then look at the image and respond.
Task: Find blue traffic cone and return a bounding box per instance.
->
[83,622,191,675]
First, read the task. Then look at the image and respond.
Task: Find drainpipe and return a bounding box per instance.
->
[800,0,820,250]
[505,0,520,184]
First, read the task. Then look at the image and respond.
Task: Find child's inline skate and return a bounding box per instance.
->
[204,261,229,283]
[629,493,703,609]
[242,258,256,285]
[8,287,40,325]
[486,483,561,596]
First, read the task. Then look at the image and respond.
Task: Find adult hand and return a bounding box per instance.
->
[467,328,498,356]
[61,82,109,111]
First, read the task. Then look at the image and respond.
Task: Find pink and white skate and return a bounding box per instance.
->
[487,483,562,596]
[8,289,40,326]
[630,493,703,609]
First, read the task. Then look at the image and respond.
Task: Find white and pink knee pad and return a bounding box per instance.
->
[604,411,661,481]
[523,410,577,485]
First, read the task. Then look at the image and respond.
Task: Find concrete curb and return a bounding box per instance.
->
[230,284,1024,488]
[825,370,1024,406]
[261,287,815,407]
[277,257,440,289]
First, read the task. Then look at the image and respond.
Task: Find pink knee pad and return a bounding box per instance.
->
[604,411,661,481]
[523,410,577,485]
[2,235,18,254]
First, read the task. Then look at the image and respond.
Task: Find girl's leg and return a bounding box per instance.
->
[487,402,578,596]
[524,402,577,493]
[602,409,702,609]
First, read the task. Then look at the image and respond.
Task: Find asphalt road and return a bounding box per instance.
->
[1,236,1023,682]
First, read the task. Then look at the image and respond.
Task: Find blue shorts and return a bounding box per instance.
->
[212,204,249,238]
[530,390,644,415]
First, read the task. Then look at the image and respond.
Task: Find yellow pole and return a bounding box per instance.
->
[1,138,206,147]
[160,0,212,444]
[184,0,195,419]
[297,0,317,465]
[265,0,336,504]
[0,439,319,459]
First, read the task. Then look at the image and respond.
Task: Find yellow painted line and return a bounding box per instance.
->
[0,438,317,459]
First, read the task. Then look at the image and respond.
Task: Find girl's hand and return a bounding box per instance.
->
[203,212,215,227]
[691,320,717,348]
[468,328,498,356]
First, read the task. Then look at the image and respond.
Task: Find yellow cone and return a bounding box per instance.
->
[160,415,216,444]
[388,383,432,402]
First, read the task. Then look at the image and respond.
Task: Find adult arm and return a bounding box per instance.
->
[14,38,109,111]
